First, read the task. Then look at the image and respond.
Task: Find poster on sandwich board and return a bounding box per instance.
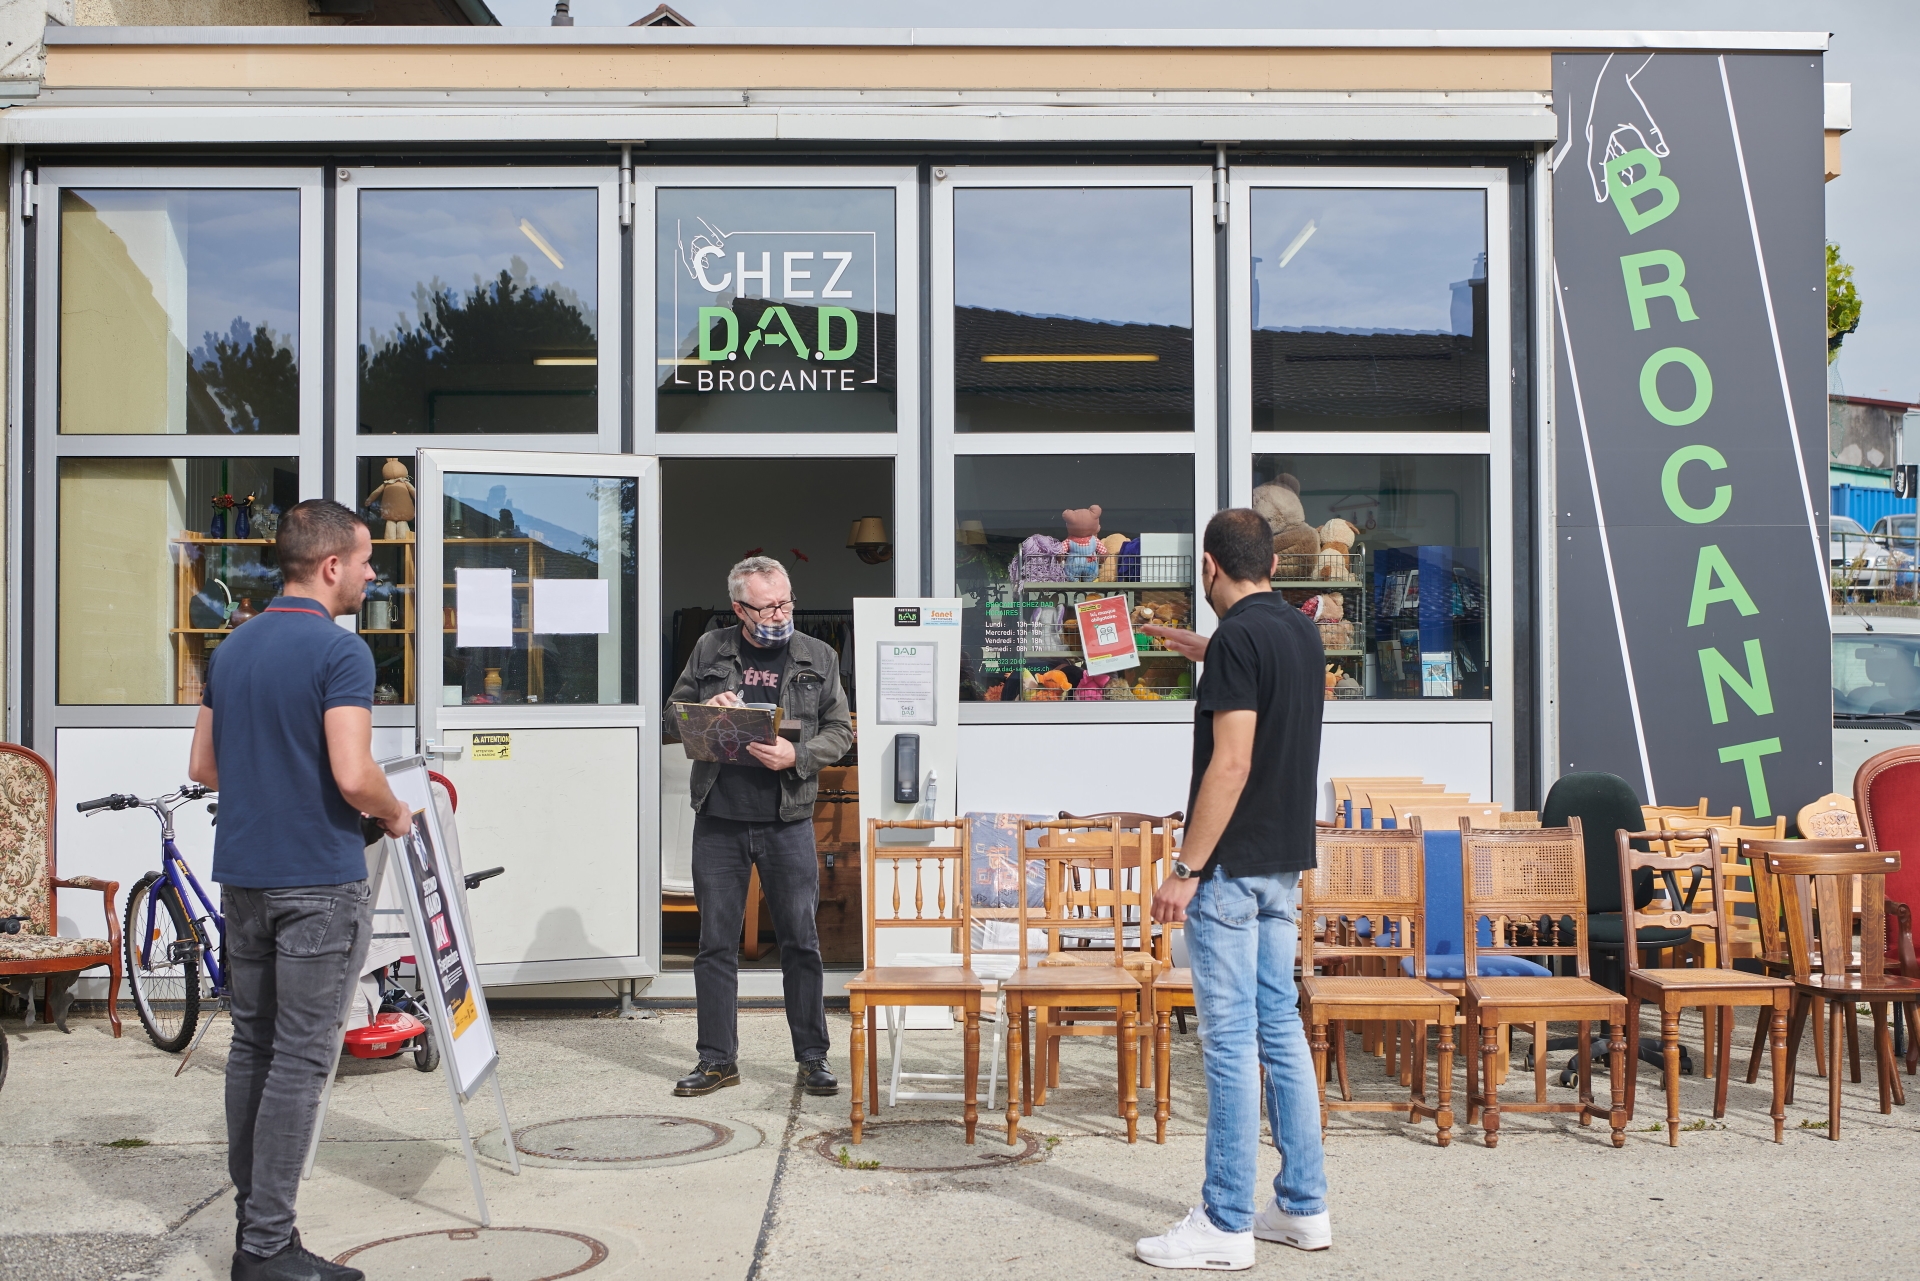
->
[384,755,497,1099]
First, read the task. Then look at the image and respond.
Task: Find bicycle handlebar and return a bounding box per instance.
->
[76,784,214,816]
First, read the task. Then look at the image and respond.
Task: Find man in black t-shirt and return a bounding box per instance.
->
[1134,508,1330,1271]
[666,556,853,1100]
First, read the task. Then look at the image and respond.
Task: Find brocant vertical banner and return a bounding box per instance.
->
[1552,51,1831,818]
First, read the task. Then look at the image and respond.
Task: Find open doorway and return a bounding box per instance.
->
[659,457,894,970]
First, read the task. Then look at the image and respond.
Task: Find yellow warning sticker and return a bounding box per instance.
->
[470,733,510,761]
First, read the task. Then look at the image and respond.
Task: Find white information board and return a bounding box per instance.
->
[386,756,498,1099]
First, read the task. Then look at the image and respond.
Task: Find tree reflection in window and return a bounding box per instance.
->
[189,319,298,435]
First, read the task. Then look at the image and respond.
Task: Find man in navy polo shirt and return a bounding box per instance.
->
[189,499,411,1281]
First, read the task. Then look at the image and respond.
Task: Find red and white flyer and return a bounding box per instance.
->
[1074,594,1140,676]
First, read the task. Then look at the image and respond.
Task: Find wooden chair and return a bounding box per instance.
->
[1458,819,1629,1148]
[1641,798,1708,827]
[1331,777,1424,828]
[1852,747,1920,1075]
[1684,819,1786,1079]
[1750,838,1920,1138]
[1002,816,1143,1144]
[1361,789,1465,827]
[845,818,985,1144]
[0,745,122,1038]
[1615,828,1793,1144]
[1797,793,1861,840]
[1039,812,1178,1103]
[1299,826,1458,1144]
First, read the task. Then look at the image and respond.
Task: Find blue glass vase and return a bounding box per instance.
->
[235,505,251,539]
[210,510,226,539]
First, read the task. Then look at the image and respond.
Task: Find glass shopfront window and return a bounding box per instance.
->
[1254,454,1490,700]
[441,471,638,705]
[359,188,599,434]
[953,187,1193,433]
[60,190,300,435]
[656,188,896,433]
[955,455,1195,702]
[58,455,299,704]
[1250,188,1487,432]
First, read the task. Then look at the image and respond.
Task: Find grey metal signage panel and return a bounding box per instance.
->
[1552,51,1829,819]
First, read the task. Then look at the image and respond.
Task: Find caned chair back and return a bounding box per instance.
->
[1302,825,1429,978]
[864,818,973,968]
[1642,798,1708,826]
[1746,837,1892,982]
[0,744,55,936]
[1459,819,1593,978]
[1014,816,1133,968]
[1796,793,1861,840]
[1616,828,1734,966]
[1057,811,1183,962]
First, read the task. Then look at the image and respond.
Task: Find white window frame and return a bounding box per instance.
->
[634,165,921,594]
[331,164,625,503]
[932,166,1216,725]
[30,165,326,737]
[1229,165,1514,800]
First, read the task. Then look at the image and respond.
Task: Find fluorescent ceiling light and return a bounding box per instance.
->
[980,354,1159,363]
[518,218,565,270]
[1276,219,1317,269]
[533,356,596,366]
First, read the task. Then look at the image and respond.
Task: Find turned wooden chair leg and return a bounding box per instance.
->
[1662,1009,1683,1146]
[1310,1017,1331,1137]
[1768,1002,1788,1143]
[1479,1019,1502,1147]
[850,996,869,1143]
[1434,1019,1454,1147]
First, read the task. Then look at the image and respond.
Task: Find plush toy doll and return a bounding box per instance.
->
[1251,474,1320,577]
[1034,668,1074,700]
[1301,593,1353,649]
[1061,505,1103,582]
[365,457,417,540]
[1074,671,1111,701]
[1096,533,1129,582]
[1315,518,1357,580]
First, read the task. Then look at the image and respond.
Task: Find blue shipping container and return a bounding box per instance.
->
[1832,484,1914,530]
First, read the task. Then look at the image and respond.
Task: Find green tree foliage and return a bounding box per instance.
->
[1828,242,1862,363]
[188,319,298,434]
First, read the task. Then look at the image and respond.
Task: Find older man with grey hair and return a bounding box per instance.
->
[667,555,852,1098]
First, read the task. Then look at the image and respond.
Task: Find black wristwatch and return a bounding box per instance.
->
[1171,860,1199,880]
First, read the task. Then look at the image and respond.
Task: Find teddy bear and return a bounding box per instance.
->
[1251,474,1319,577]
[1096,533,1129,582]
[1061,505,1102,581]
[365,457,417,540]
[1315,518,1357,581]
[1300,592,1353,649]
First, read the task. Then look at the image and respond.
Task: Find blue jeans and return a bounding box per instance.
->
[1184,866,1327,1233]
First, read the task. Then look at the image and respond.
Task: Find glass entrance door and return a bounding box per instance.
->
[414,448,657,986]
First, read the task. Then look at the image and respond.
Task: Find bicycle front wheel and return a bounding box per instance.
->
[124,872,201,1053]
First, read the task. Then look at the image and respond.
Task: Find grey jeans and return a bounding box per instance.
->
[691,814,829,1065]
[222,879,372,1258]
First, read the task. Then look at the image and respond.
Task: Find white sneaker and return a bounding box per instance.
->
[1252,1199,1331,1250]
[1135,1207,1255,1271]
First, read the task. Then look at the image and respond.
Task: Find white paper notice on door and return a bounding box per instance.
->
[877,642,937,725]
[454,567,513,648]
[532,578,610,634]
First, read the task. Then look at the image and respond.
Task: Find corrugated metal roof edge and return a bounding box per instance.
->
[41,26,1831,52]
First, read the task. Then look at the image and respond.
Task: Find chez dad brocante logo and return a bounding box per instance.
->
[674,226,879,394]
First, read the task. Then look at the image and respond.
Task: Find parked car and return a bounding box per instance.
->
[1831,514,1907,591]
[1832,610,1920,792]
[1870,512,1919,593]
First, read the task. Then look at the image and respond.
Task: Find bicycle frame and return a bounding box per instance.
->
[145,835,227,997]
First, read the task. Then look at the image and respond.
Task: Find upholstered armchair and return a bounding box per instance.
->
[0,744,121,1036]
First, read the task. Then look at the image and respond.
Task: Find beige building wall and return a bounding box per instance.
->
[60,192,185,435]
[58,457,183,705]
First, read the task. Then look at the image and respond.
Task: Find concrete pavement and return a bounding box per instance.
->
[3,1003,1917,1279]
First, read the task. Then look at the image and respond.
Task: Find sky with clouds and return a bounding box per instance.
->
[488,0,1916,401]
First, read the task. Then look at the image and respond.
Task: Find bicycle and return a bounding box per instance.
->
[78,785,224,1056]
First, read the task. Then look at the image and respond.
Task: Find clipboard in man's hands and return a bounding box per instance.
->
[673,701,787,763]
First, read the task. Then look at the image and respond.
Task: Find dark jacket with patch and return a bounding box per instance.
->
[668,626,853,824]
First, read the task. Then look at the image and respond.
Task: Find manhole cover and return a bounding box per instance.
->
[808,1119,1044,1172]
[335,1226,607,1279]
[514,1114,732,1163]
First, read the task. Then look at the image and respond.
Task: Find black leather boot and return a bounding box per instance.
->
[798,1058,839,1096]
[673,1060,740,1096]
